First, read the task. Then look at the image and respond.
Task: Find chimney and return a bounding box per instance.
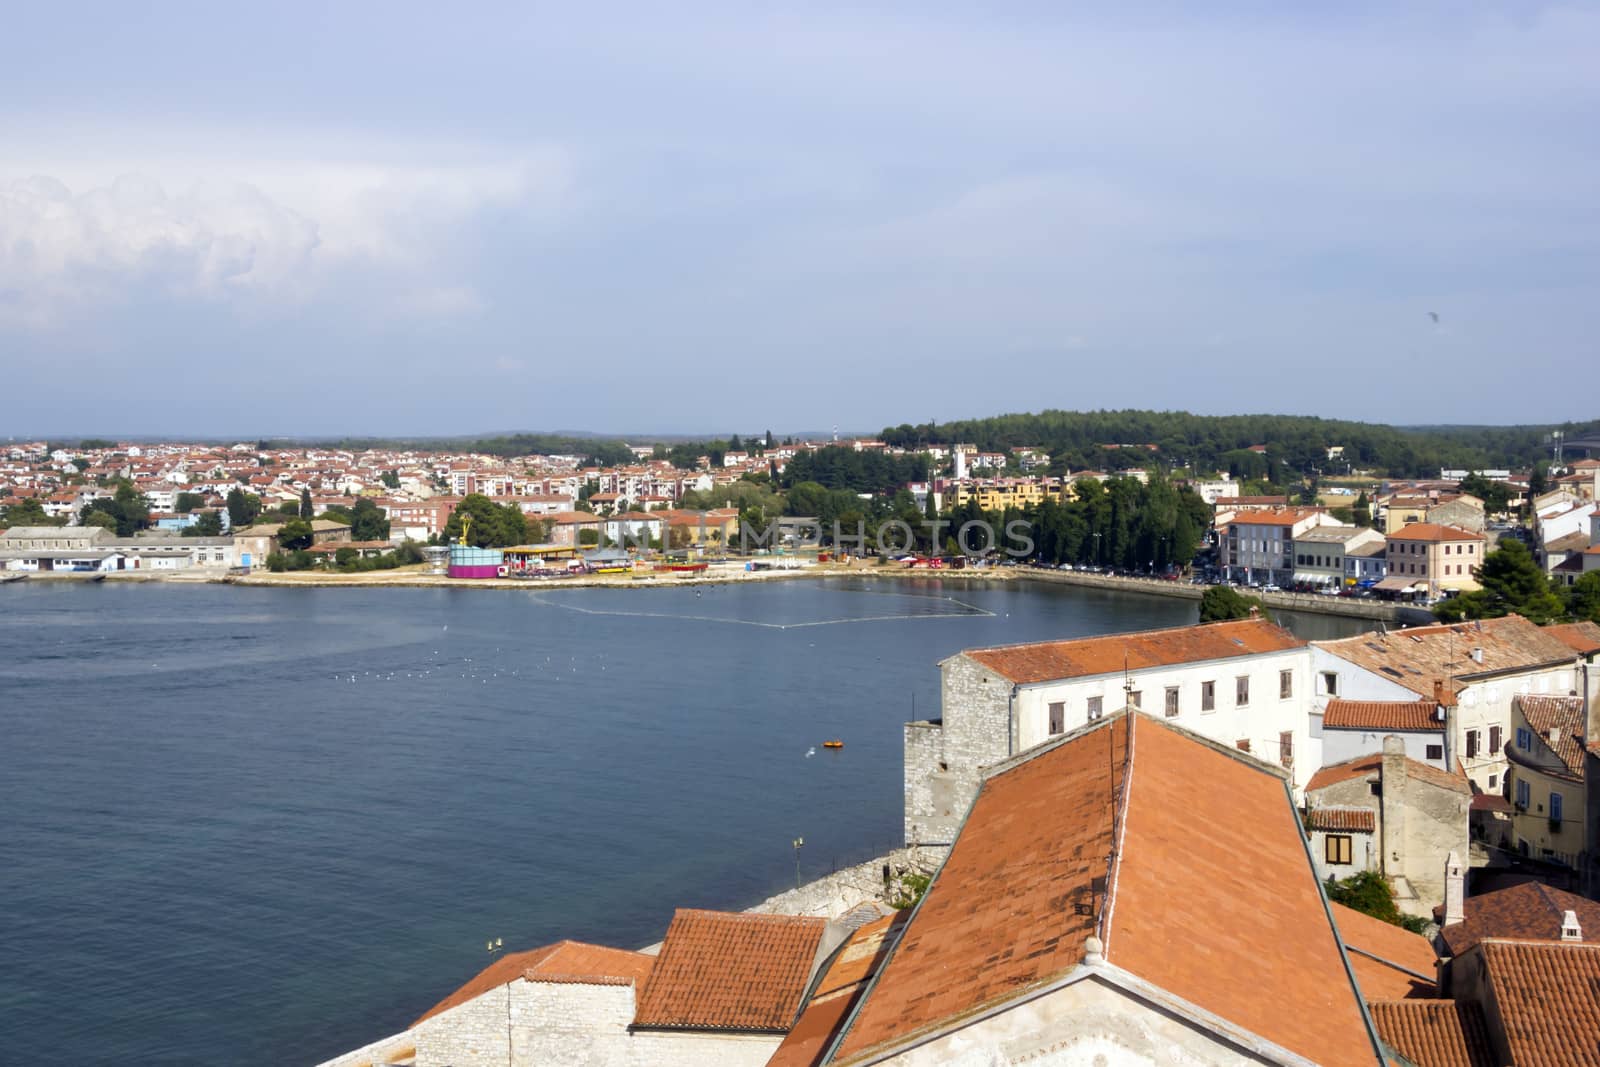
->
[1549,727,1562,749]
[1432,678,1451,708]
[1444,851,1465,927]
[1470,646,1484,665]
[1561,910,1583,942]
[1381,735,1407,879]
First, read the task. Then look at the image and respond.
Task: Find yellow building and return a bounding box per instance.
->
[951,478,1070,511]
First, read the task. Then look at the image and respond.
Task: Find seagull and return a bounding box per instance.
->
[806,747,817,758]
[1428,311,1439,324]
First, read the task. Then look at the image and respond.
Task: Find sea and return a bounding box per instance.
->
[0,577,1368,1065]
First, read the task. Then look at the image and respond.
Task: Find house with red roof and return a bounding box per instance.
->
[1304,736,1471,917]
[906,618,1312,845]
[835,712,1393,1065]
[1216,507,1342,586]
[1383,523,1487,599]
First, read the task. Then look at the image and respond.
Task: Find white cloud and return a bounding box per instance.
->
[0,136,573,327]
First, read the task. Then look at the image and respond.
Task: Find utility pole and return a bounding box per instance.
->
[792,836,805,890]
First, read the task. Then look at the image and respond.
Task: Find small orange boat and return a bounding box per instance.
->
[822,740,844,749]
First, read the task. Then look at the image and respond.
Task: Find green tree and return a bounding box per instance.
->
[83,481,151,536]
[182,511,224,537]
[1433,540,1564,624]
[278,518,315,551]
[1353,491,1372,528]
[299,488,313,519]
[443,494,528,547]
[1563,571,1600,623]
[1324,869,1429,934]
[334,546,359,568]
[350,498,390,541]
[1199,585,1265,623]
[175,492,206,514]
[227,488,262,528]
[1,498,59,526]
[82,509,118,530]
[381,470,400,490]
[1459,473,1512,515]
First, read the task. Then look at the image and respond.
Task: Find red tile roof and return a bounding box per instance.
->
[1517,695,1586,777]
[1330,902,1437,1000]
[1308,807,1377,832]
[412,940,654,1025]
[1306,752,1470,796]
[1439,882,1600,956]
[1323,699,1443,731]
[960,617,1303,685]
[1314,616,1577,699]
[1477,940,1600,1066]
[834,714,1381,1065]
[766,913,907,1067]
[1386,523,1483,542]
[1224,507,1329,526]
[1367,1000,1494,1067]
[632,910,825,1032]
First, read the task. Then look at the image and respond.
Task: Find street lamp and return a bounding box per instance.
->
[792,836,805,890]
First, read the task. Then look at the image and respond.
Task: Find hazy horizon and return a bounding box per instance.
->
[4,4,1597,435]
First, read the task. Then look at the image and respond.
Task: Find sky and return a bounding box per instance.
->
[1,2,1597,438]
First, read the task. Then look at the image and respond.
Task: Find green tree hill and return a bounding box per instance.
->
[1324,869,1430,934]
[1433,540,1565,624]
[1199,585,1265,624]
[277,518,315,552]
[227,487,262,529]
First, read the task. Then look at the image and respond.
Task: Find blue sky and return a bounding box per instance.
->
[2,3,1596,437]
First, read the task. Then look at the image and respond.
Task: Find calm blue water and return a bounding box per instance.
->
[0,578,1364,1065]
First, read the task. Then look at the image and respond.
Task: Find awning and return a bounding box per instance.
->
[1374,576,1425,592]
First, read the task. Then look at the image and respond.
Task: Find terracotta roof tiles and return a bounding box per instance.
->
[765,913,907,1067]
[1314,616,1576,699]
[632,909,825,1032]
[1323,699,1443,731]
[1368,1000,1494,1067]
[1478,940,1600,1066]
[961,617,1303,685]
[412,940,655,1026]
[1386,523,1483,542]
[1330,902,1437,1000]
[1439,881,1600,956]
[1308,807,1377,832]
[833,714,1382,1065]
[1517,695,1587,777]
[1306,752,1470,796]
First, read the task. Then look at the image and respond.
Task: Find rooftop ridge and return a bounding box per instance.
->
[945,616,1288,659]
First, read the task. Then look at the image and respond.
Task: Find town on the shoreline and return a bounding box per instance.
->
[4,436,1599,614]
[9,433,1600,1064]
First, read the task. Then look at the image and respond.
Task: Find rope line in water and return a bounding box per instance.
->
[523,591,996,630]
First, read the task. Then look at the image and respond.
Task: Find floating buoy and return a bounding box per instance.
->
[822,740,844,749]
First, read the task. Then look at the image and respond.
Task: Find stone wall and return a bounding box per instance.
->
[512,981,634,1067]
[903,655,1012,845]
[627,1030,782,1067]
[748,847,943,919]
[316,1030,415,1067]
[413,983,512,1066]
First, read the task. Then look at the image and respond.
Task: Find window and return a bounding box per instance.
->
[1235,676,1250,707]
[1048,702,1065,736]
[1236,739,1251,753]
[1551,793,1563,823]
[1279,670,1293,700]
[1165,687,1179,718]
[1279,730,1293,769]
[1465,730,1479,759]
[1201,681,1215,712]
[1489,774,1497,789]
[1515,779,1530,809]
[1321,671,1339,697]
[1516,727,1532,751]
[1425,744,1443,761]
[1325,834,1353,865]
[1128,690,1142,709]
[1087,696,1103,721]
[1489,726,1502,755]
